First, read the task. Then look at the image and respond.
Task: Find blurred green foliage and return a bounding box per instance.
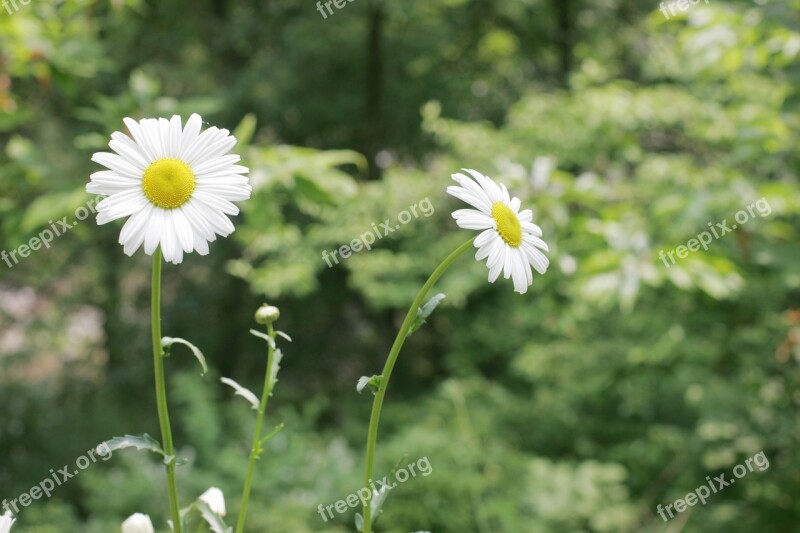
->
[1,0,799,532]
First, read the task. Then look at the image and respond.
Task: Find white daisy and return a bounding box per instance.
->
[88,114,251,264]
[0,511,15,533]
[120,513,154,533]
[198,487,227,517]
[447,169,549,294]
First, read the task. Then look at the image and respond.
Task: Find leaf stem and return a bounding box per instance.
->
[361,238,474,532]
[236,322,277,533]
[151,248,182,532]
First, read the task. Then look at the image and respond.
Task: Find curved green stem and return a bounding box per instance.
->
[236,322,277,533]
[151,248,182,533]
[361,238,474,533]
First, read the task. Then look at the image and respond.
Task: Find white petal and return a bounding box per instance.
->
[123,117,157,162]
[194,183,252,202]
[96,190,148,224]
[144,208,166,254]
[191,154,242,176]
[120,204,153,256]
[464,168,503,203]
[165,115,183,158]
[522,242,549,274]
[522,233,548,251]
[172,209,194,253]
[521,221,543,237]
[92,152,145,179]
[452,209,494,230]
[109,132,150,169]
[160,211,181,264]
[183,127,224,166]
[179,114,203,159]
[193,191,240,216]
[474,228,497,248]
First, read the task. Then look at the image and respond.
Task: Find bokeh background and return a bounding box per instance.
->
[1,0,799,531]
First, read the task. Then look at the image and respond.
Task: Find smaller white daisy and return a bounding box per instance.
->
[88,114,251,265]
[0,511,15,533]
[447,169,549,294]
[120,513,154,533]
[198,487,227,517]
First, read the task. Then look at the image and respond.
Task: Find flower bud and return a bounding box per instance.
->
[255,304,280,325]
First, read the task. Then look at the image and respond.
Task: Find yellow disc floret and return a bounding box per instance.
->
[142,158,196,209]
[491,201,522,247]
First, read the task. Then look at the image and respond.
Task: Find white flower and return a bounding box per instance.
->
[0,511,15,533]
[447,169,549,294]
[198,487,226,517]
[120,513,154,533]
[88,114,251,264]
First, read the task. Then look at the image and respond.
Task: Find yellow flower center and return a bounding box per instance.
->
[492,201,522,247]
[142,158,196,209]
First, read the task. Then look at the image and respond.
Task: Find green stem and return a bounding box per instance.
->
[151,248,182,533]
[236,322,277,533]
[361,238,474,533]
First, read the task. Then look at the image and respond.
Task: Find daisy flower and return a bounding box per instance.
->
[121,513,154,533]
[198,487,227,517]
[88,114,251,264]
[447,169,549,294]
[0,511,15,533]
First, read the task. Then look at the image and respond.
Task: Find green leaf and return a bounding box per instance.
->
[250,329,276,350]
[357,375,382,394]
[220,377,260,410]
[407,293,446,336]
[275,330,292,343]
[269,348,283,391]
[195,500,232,533]
[233,113,257,151]
[162,337,208,375]
[101,434,166,458]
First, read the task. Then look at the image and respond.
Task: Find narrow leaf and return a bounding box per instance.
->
[275,330,292,343]
[162,337,208,375]
[195,500,232,533]
[101,434,165,458]
[220,377,260,410]
[407,293,446,336]
[250,329,276,350]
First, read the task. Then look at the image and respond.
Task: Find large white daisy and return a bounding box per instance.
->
[88,114,251,264]
[447,169,549,294]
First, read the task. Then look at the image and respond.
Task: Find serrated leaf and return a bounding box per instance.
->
[162,337,208,375]
[407,293,446,336]
[250,329,276,350]
[269,348,283,391]
[195,500,232,533]
[220,377,260,410]
[101,434,165,458]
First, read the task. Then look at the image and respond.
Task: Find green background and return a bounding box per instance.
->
[0,0,799,531]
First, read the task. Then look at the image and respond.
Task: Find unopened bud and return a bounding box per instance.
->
[255,304,280,325]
